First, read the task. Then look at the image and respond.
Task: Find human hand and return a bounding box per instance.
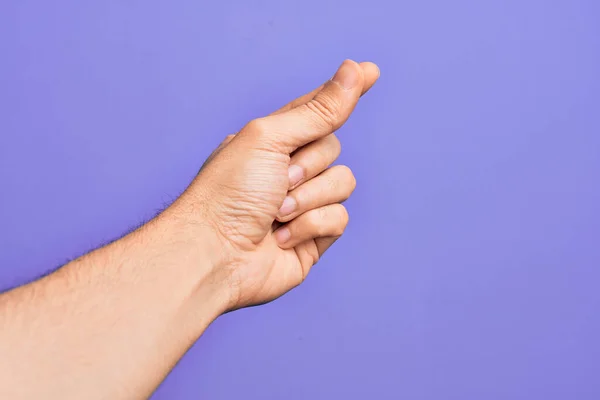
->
[174,59,379,310]
[0,59,378,400]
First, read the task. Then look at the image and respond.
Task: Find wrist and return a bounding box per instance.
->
[152,200,234,318]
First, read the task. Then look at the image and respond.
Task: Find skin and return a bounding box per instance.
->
[0,59,379,399]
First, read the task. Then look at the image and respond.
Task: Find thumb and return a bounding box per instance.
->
[244,59,373,153]
[270,61,380,116]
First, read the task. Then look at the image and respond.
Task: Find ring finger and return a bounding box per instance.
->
[274,203,349,249]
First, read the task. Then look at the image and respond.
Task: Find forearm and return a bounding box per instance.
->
[0,58,376,399]
[0,206,229,399]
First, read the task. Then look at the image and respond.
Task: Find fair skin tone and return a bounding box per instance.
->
[0,59,379,399]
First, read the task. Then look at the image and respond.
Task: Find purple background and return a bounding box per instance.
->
[1,1,599,399]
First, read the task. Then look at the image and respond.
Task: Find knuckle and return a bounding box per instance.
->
[345,167,357,193]
[325,134,342,157]
[332,165,356,197]
[305,94,342,131]
[335,205,349,234]
[311,207,328,235]
[245,118,269,135]
[337,165,355,184]
[315,135,341,165]
[317,205,330,221]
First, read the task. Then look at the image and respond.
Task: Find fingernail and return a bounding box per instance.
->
[288,165,304,187]
[275,227,291,244]
[278,196,297,217]
[331,59,359,90]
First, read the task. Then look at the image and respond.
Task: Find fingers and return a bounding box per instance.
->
[274,203,349,249]
[287,134,341,190]
[291,235,340,278]
[277,165,356,223]
[271,59,363,150]
[359,62,380,95]
[270,84,324,116]
[314,236,339,257]
[270,61,380,116]
[247,59,379,153]
[279,63,380,187]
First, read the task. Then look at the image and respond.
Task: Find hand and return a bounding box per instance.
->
[174,59,379,309]
[0,59,378,400]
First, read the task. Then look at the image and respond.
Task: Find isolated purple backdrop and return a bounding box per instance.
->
[1,1,599,399]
